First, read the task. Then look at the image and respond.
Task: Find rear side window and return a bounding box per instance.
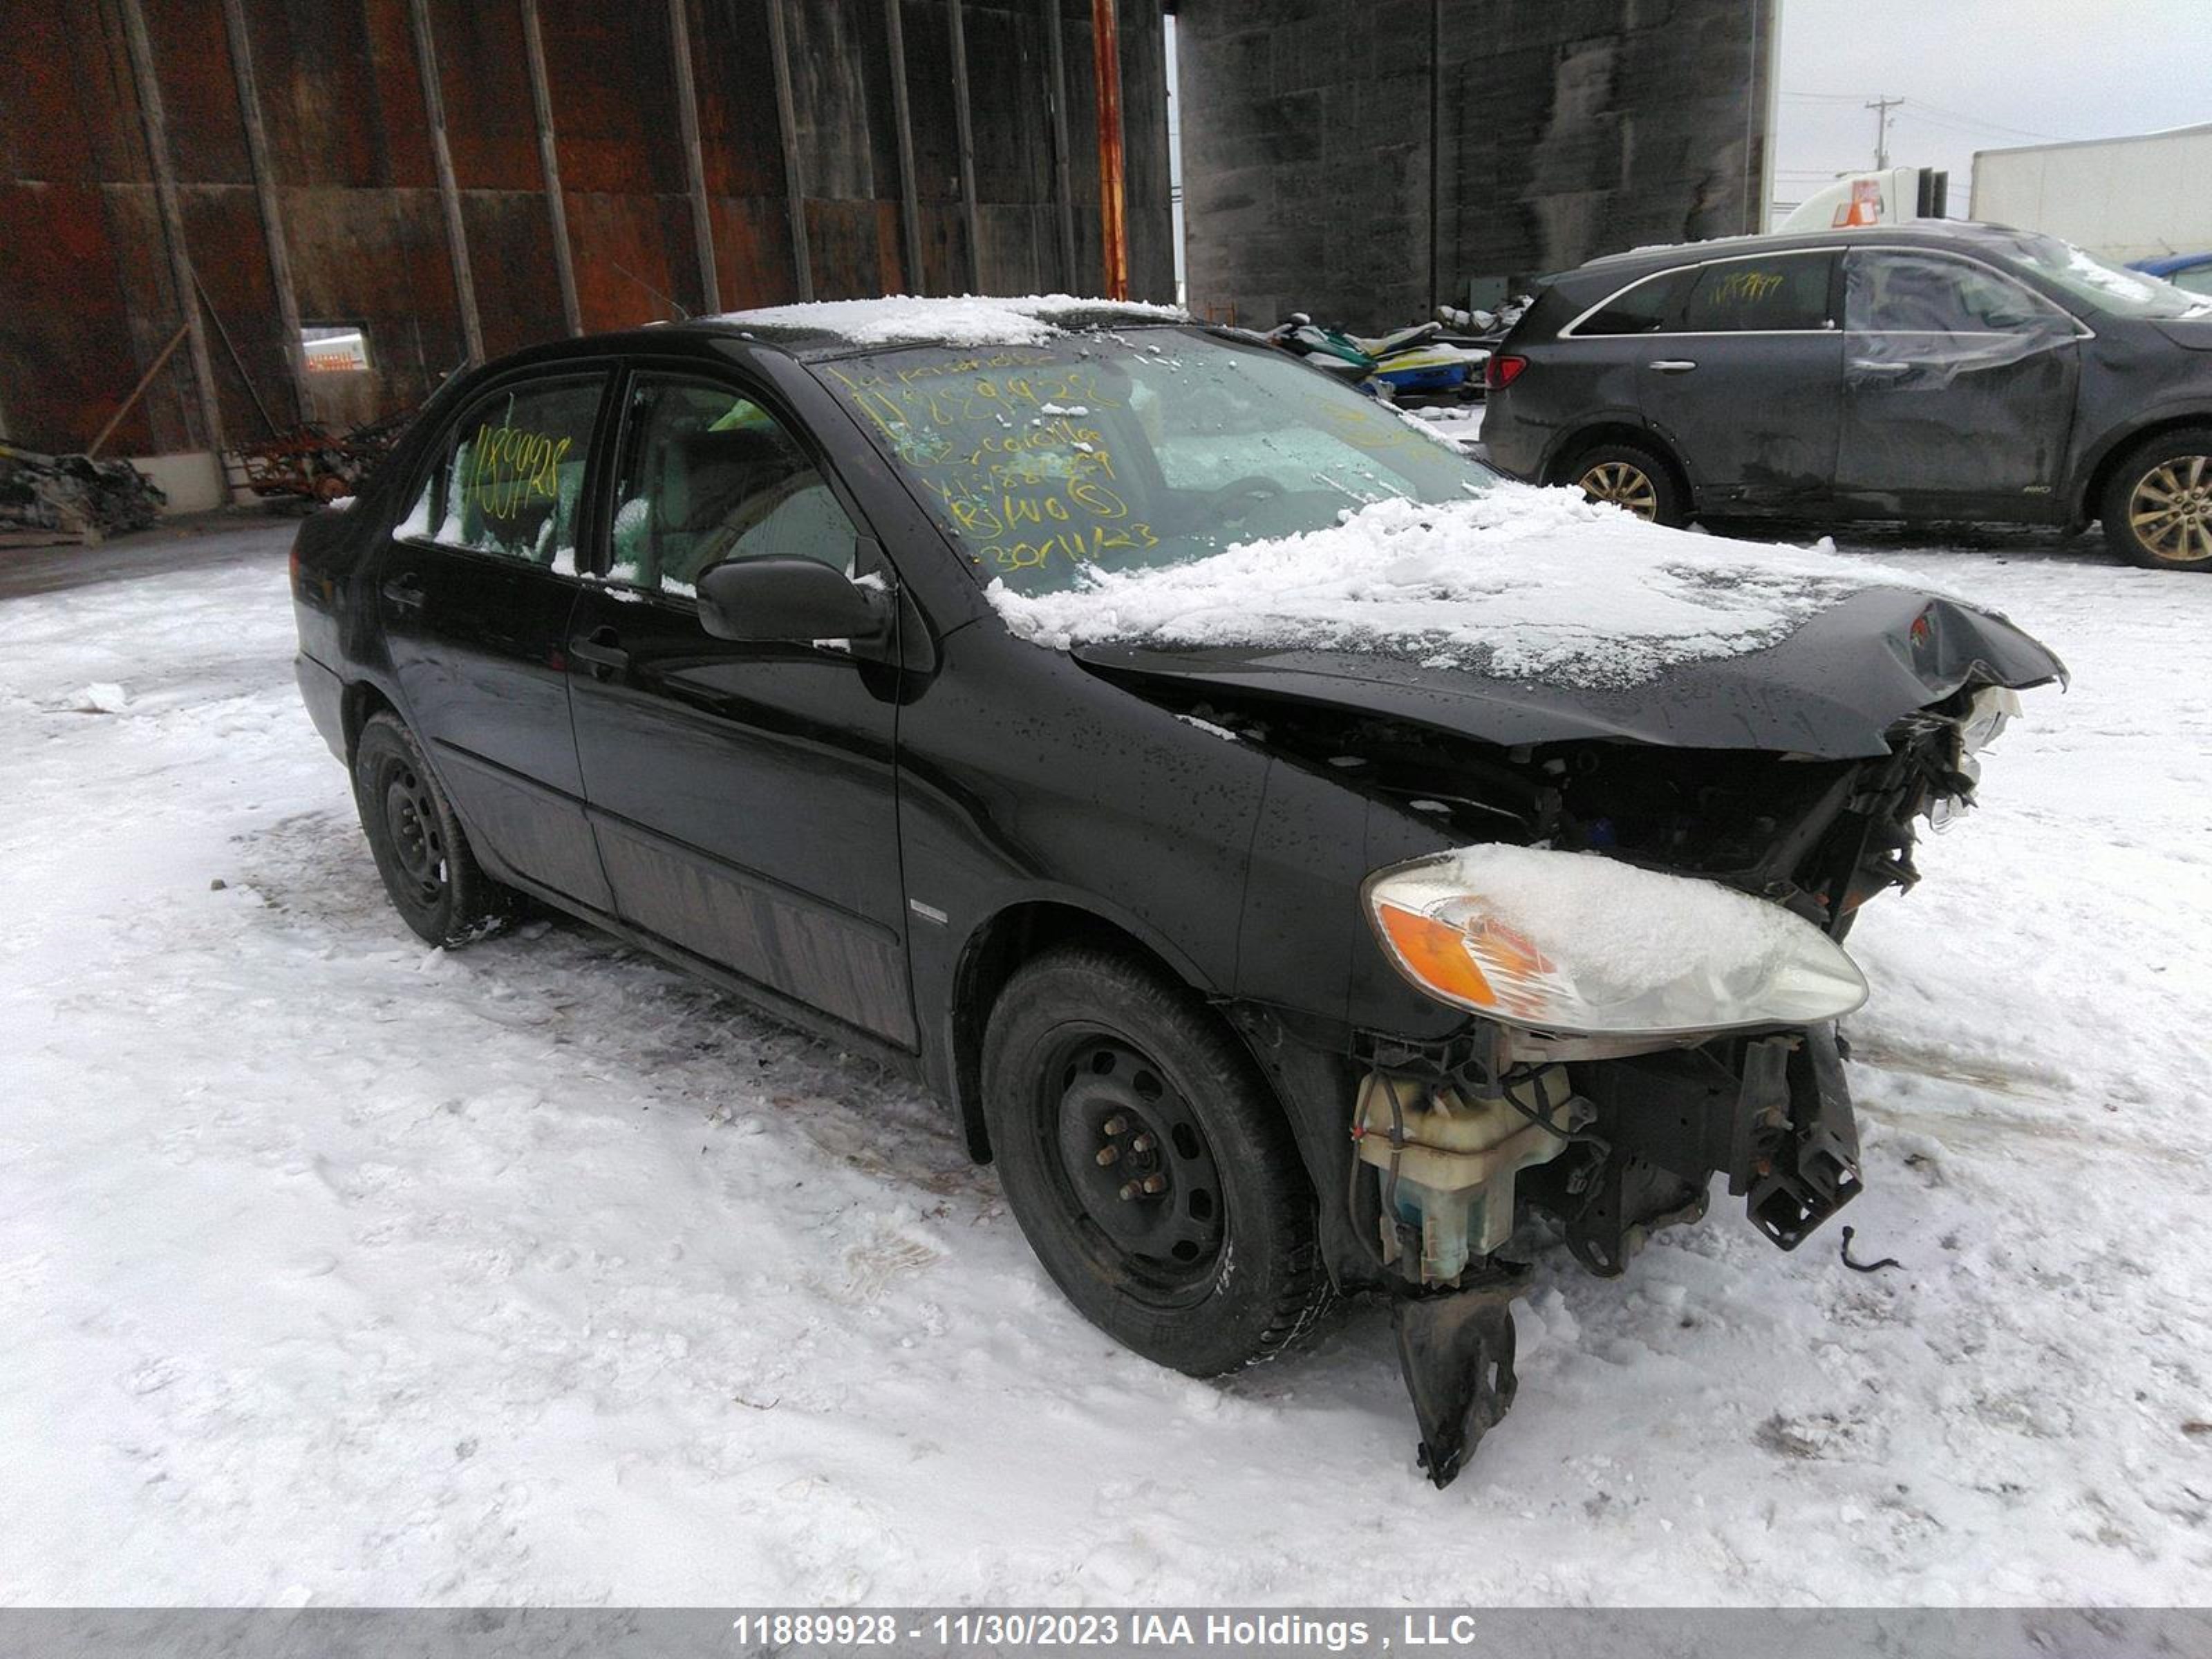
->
[608,376,859,598]
[401,374,603,570]
[1572,267,1696,335]
[1680,254,1836,332]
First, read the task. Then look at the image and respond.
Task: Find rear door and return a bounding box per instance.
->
[1633,250,1845,510]
[1835,247,2082,508]
[379,369,615,910]
[563,367,915,1047]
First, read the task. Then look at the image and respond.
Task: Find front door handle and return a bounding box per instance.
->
[381,573,426,614]
[1647,359,1698,374]
[1851,359,1914,377]
[567,627,630,678]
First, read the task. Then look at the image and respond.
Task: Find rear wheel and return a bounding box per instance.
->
[351,711,514,947]
[980,947,1329,1376]
[2103,429,2212,570]
[1566,440,1687,527]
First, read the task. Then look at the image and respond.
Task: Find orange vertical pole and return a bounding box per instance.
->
[1091,0,1129,300]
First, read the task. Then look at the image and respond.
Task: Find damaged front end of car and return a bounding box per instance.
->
[1228,675,2038,1486]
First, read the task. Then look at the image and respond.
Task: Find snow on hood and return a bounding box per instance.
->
[715,294,1188,348]
[987,485,1943,691]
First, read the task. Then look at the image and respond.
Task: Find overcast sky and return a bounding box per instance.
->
[1772,0,2212,220]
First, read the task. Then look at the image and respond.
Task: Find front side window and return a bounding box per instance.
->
[1846,251,2069,335]
[1680,254,1836,333]
[1573,266,1697,336]
[401,375,602,568]
[816,328,1497,596]
[608,377,859,597]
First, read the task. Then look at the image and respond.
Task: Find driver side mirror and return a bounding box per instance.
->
[695,556,893,646]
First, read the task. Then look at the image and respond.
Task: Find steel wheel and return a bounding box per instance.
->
[980,946,1330,1376]
[350,711,514,947]
[378,756,449,908]
[2127,454,2212,565]
[1047,1034,1225,1302]
[1577,458,1661,521]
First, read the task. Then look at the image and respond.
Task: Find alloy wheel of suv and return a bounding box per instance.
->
[1579,460,1659,519]
[1566,441,1687,527]
[2110,437,2212,570]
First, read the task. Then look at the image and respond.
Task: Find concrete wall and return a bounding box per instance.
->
[0,0,1174,455]
[1176,0,1776,331]
[1971,125,2212,264]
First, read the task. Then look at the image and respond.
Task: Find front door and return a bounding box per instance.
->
[565,370,915,1047]
[1835,247,2082,507]
[1634,250,1845,510]
[379,369,613,910]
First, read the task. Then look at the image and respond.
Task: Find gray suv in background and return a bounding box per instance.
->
[1481,221,2212,570]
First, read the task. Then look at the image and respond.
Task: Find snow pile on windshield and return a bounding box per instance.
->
[988,484,1932,688]
[1418,844,1836,1001]
[719,294,1188,348]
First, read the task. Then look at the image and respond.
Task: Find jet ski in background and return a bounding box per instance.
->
[1263,313,1490,406]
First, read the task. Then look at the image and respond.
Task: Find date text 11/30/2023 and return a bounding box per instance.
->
[724,1610,1522,1651]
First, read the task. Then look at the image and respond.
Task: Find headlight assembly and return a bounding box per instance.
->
[1363,845,1868,1040]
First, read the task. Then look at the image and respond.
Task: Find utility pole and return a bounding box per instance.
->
[1866,95,1904,170]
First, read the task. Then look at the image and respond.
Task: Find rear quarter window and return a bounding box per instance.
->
[1571,267,1696,336]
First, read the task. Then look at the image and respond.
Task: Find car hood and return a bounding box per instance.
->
[1073,588,2065,759]
[2151,316,2212,350]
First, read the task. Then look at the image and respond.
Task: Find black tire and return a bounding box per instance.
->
[980,946,1329,1376]
[2101,428,2212,570]
[350,711,514,947]
[1562,440,1688,528]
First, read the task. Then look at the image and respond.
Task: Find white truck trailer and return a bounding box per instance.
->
[1970,125,2212,263]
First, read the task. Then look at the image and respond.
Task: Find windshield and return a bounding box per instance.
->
[814,328,1498,594]
[2012,234,2212,320]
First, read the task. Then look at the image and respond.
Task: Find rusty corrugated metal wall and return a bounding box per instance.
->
[1177,0,1776,333]
[0,0,1174,454]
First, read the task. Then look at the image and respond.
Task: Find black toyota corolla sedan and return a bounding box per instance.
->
[1481,221,2212,570]
[291,297,2062,1484]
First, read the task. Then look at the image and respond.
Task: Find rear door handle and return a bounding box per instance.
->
[1851,359,1914,376]
[1647,359,1698,374]
[381,573,426,613]
[567,628,630,677]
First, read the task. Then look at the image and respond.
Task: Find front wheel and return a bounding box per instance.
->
[980,947,1329,1377]
[2103,429,2212,570]
[351,711,514,947]
[1565,441,1687,527]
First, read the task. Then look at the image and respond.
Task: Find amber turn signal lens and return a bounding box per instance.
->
[1375,900,1498,1010]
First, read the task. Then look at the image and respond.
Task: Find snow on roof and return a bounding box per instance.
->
[986,483,1934,690]
[713,293,1188,348]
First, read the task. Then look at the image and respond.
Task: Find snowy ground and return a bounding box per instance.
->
[1412,400,1484,446]
[3,514,2209,1607]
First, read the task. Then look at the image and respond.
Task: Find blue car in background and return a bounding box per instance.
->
[2133,253,2212,298]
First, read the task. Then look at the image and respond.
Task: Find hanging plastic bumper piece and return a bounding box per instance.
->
[1391,1269,1527,1488]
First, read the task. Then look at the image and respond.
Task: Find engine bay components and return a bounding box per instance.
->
[1358,1022,1867,1487]
[1354,1066,1580,1282]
